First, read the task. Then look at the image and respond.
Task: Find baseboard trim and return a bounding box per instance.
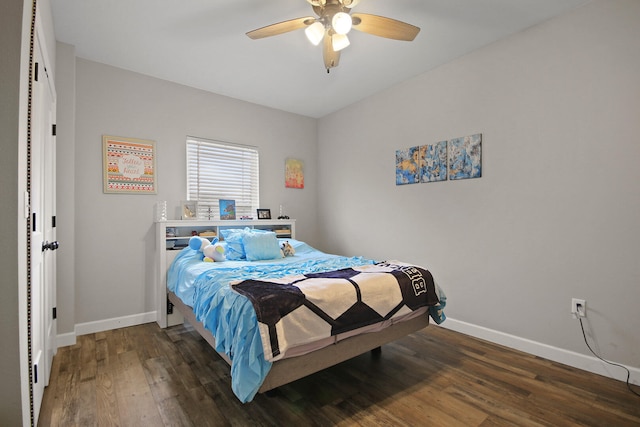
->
[56,311,158,347]
[75,311,157,336]
[56,331,76,348]
[439,317,640,386]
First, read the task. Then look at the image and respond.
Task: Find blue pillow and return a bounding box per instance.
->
[220,228,248,260]
[243,231,283,261]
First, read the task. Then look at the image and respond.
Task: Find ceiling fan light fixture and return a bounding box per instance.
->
[332,12,352,35]
[332,33,350,51]
[305,21,325,45]
[340,0,360,8]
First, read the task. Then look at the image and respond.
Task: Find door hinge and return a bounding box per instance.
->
[52,124,57,136]
[53,307,57,319]
[34,62,39,82]
[32,212,36,232]
[33,364,38,384]
[167,299,174,315]
[24,191,29,219]
[52,215,56,228]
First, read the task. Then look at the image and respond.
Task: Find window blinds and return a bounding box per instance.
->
[186,137,259,219]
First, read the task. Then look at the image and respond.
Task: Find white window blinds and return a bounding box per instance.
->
[186,136,259,219]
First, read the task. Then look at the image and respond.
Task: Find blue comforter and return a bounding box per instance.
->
[167,239,446,402]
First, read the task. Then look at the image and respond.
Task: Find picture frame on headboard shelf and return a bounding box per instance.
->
[219,199,236,220]
[257,209,271,220]
[181,201,198,220]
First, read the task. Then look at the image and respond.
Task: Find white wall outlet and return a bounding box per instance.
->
[571,298,586,318]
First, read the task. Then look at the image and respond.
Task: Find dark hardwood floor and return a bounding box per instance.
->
[38,322,640,426]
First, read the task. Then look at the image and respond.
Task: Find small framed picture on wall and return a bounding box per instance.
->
[103,135,157,194]
[285,158,304,189]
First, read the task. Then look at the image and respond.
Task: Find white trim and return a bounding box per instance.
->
[55,332,76,348]
[74,311,157,337]
[439,318,640,386]
[56,311,158,347]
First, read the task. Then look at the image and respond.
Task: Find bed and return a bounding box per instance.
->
[160,227,447,403]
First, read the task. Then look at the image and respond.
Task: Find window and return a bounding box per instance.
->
[186,136,259,219]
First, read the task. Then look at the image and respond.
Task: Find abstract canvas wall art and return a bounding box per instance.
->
[448,133,482,180]
[395,133,482,185]
[420,141,448,183]
[395,146,420,185]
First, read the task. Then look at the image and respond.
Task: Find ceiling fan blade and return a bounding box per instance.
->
[323,34,341,71]
[246,17,315,40]
[351,13,420,41]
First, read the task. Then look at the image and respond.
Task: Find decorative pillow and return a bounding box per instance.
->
[220,228,248,260]
[243,231,283,261]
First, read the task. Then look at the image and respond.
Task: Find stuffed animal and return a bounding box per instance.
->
[188,236,226,262]
[189,235,214,251]
[281,241,295,257]
[203,242,226,262]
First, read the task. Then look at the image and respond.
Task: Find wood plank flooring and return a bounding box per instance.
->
[38,322,640,426]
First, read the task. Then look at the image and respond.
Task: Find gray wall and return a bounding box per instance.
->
[317,0,640,371]
[55,59,318,329]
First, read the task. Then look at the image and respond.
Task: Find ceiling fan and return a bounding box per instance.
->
[246,0,420,72]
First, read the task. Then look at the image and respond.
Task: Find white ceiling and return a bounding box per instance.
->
[51,0,591,118]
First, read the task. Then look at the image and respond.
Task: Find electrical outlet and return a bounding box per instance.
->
[571,298,586,318]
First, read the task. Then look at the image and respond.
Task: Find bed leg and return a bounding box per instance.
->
[371,346,382,358]
[264,389,278,397]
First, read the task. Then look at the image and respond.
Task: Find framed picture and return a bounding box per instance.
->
[181,201,198,220]
[285,158,304,189]
[103,135,156,194]
[257,209,271,220]
[219,199,236,220]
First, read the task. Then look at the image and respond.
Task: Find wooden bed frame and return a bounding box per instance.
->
[168,291,429,393]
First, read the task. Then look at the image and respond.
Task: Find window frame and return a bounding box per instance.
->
[186,136,259,220]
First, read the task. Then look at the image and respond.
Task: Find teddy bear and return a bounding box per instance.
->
[189,236,226,262]
[281,241,295,257]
